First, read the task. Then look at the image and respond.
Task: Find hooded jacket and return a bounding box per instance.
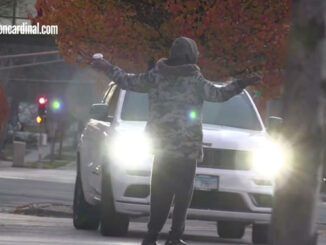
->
[105,37,245,161]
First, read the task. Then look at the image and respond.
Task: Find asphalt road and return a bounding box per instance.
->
[0,167,254,244]
[1,167,326,244]
[0,168,74,212]
[0,213,253,245]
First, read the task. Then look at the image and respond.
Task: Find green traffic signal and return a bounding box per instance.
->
[51,99,61,110]
[189,110,198,120]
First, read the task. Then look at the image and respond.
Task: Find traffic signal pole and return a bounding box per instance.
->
[35,96,64,164]
[36,96,48,166]
[37,123,41,167]
[49,122,57,164]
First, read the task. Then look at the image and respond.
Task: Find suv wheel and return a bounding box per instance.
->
[252,224,270,244]
[73,163,100,230]
[100,168,129,236]
[217,221,245,239]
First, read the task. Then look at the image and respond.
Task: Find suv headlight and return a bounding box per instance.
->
[251,140,286,179]
[109,133,152,170]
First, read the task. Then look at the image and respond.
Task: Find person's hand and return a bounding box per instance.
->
[243,76,260,86]
[241,72,263,87]
[89,53,112,72]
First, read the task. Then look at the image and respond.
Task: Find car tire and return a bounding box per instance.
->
[73,163,100,230]
[100,167,129,236]
[252,224,270,244]
[217,221,246,239]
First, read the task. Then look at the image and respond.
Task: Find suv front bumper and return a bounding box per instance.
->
[115,201,271,223]
[109,162,273,224]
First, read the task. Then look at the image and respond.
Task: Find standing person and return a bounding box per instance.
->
[90,37,259,245]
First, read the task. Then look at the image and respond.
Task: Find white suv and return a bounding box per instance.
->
[73,82,281,244]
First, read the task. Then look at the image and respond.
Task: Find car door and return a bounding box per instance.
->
[88,84,121,195]
[79,83,117,199]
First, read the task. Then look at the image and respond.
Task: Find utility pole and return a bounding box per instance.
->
[271,0,326,244]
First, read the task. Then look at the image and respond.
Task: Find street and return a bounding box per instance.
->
[0,168,74,211]
[0,165,253,245]
[0,165,326,245]
[0,213,254,245]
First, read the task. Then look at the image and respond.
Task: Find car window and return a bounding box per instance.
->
[121,91,262,131]
[101,82,120,118]
[121,91,149,121]
[107,87,120,117]
[202,95,262,130]
[103,82,117,104]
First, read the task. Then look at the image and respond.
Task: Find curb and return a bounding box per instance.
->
[9,203,72,218]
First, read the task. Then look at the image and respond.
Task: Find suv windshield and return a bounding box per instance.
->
[121,91,262,131]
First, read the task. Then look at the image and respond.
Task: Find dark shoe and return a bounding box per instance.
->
[141,240,159,245]
[142,232,159,245]
[165,238,187,245]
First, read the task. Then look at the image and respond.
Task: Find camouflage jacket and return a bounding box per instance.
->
[106,58,245,161]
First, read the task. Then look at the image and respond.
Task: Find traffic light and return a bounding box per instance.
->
[51,99,62,111]
[36,115,43,124]
[36,96,47,124]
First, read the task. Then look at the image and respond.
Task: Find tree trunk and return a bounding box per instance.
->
[271,1,326,245]
[49,122,57,163]
[58,125,65,159]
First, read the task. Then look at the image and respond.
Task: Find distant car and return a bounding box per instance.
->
[74,82,284,244]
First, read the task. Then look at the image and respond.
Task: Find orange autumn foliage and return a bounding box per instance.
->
[30,0,291,100]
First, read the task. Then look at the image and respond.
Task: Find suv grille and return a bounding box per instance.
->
[190,191,249,212]
[198,148,252,170]
[250,193,272,208]
[124,185,150,198]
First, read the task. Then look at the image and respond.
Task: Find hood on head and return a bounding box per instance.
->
[155,58,200,78]
[169,36,199,65]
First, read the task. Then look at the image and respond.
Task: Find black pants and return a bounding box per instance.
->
[147,155,197,239]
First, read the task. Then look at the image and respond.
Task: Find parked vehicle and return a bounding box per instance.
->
[74,82,284,244]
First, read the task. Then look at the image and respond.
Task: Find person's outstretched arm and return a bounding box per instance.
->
[197,75,259,102]
[90,57,155,93]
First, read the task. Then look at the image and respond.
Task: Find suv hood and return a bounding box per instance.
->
[116,121,267,152]
[202,124,267,152]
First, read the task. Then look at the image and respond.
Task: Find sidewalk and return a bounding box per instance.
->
[0,137,76,169]
[0,167,75,183]
[0,160,12,168]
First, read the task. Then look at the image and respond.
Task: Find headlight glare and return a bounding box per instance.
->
[251,140,285,179]
[109,133,152,170]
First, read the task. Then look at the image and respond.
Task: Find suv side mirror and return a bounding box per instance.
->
[266,116,283,133]
[89,104,113,122]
